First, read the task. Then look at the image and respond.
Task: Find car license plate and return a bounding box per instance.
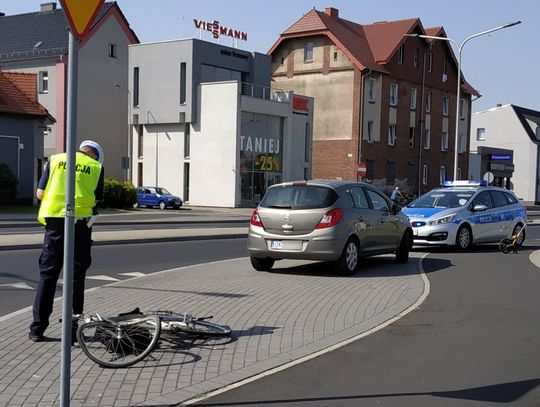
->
[270,240,283,249]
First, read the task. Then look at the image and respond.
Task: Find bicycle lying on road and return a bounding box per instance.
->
[499,224,526,254]
[75,308,231,368]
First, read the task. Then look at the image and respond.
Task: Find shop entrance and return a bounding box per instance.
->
[241,172,281,207]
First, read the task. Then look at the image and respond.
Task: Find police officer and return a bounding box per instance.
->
[29,140,104,342]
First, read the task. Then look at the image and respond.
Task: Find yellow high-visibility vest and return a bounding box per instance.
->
[38,152,102,225]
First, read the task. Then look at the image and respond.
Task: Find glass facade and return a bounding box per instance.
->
[240,112,284,206]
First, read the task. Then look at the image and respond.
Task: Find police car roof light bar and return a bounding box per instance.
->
[443,180,487,187]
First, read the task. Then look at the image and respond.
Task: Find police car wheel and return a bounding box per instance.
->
[513,224,525,247]
[456,225,472,250]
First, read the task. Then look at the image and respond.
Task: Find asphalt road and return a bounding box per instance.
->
[0,237,248,317]
[195,226,540,407]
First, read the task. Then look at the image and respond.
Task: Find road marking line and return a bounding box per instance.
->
[0,282,33,290]
[86,275,120,282]
[118,272,146,277]
[183,253,431,405]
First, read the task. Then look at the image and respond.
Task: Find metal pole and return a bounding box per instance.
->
[453,49,462,181]
[60,31,78,407]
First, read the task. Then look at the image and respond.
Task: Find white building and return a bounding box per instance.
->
[470,104,540,204]
[129,38,313,207]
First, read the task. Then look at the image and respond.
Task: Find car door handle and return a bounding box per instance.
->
[282,224,294,231]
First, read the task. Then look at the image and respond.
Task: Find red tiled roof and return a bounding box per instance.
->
[362,18,420,64]
[425,26,444,37]
[0,72,52,117]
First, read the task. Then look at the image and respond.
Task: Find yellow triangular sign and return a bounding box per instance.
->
[59,0,105,39]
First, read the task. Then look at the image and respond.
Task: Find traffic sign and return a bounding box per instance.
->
[59,0,105,39]
[357,162,367,176]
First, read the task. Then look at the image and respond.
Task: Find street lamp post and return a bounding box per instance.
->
[405,21,520,181]
[113,83,132,183]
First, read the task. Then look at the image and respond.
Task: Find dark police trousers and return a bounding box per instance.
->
[30,217,93,336]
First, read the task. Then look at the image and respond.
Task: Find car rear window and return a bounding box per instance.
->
[260,185,338,209]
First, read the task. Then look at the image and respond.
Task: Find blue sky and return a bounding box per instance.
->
[3,0,537,113]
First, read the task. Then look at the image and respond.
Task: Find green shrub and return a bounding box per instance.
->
[0,162,18,206]
[99,178,137,209]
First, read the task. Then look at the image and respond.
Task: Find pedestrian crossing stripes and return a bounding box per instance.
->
[0,282,33,290]
[2,272,147,291]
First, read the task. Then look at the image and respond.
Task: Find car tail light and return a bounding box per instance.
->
[250,209,264,228]
[316,208,344,229]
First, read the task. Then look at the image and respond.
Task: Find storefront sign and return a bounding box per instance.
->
[240,136,280,154]
[489,162,514,172]
[293,97,309,114]
[256,154,281,172]
[490,154,512,160]
[193,19,248,41]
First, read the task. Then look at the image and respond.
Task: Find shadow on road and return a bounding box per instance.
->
[195,377,540,405]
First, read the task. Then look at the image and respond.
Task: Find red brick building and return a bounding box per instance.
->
[268,7,479,196]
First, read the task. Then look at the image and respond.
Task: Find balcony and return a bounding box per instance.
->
[240,82,290,103]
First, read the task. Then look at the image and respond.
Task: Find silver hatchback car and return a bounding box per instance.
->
[247,180,413,274]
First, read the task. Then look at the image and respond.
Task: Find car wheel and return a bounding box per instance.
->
[455,224,472,251]
[250,257,275,272]
[334,237,359,276]
[159,201,166,210]
[133,202,139,209]
[395,230,412,263]
[512,224,525,247]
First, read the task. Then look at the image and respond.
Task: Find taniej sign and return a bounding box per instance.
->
[194,19,248,41]
[59,0,105,39]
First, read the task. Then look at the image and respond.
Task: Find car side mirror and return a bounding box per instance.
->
[391,203,401,215]
[472,204,488,212]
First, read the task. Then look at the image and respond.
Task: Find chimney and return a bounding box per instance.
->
[496,103,502,107]
[40,2,57,12]
[324,7,339,19]
[0,12,5,17]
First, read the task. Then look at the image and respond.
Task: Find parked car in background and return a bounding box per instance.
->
[135,187,182,209]
[247,180,413,275]
[402,181,527,250]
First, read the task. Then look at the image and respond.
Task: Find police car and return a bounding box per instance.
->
[402,181,527,250]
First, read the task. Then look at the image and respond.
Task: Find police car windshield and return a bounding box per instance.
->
[408,190,475,209]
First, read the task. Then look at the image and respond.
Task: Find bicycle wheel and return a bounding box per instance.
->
[177,319,231,337]
[77,315,161,368]
[499,238,512,254]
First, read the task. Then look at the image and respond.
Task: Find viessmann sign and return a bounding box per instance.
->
[193,19,248,41]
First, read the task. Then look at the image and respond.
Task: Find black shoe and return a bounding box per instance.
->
[28,332,45,342]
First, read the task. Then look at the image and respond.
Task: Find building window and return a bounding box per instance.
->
[367,120,374,143]
[386,161,396,184]
[398,44,404,64]
[304,123,310,161]
[280,57,284,65]
[413,48,419,68]
[459,98,466,119]
[133,67,139,107]
[183,163,190,202]
[424,128,431,149]
[458,133,466,153]
[422,164,429,185]
[409,126,415,148]
[441,131,448,151]
[184,124,190,158]
[137,124,143,158]
[137,162,143,187]
[304,42,314,62]
[410,88,417,110]
[390,83,398,106]
[442,96,449,116]
[427,52,433,72]
[368,78,375,102]
[388,124,397,146]
[108,43,117,58]
[333,51,338,61]
[425,91,432,112]
[476,128,486,141]
[38,71,48,93]
[442,57,448,82]
[180,62,187,105]
[457,167,462,180]
[439,166,447,185]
